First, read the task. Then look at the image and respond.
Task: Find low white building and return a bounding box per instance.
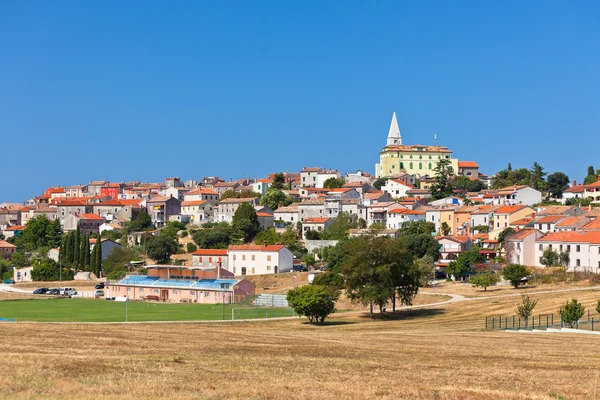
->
[492,185,542,206]
[13,266,33,283]
[381,179,415,199]
[536,231,600,272]
[252,179,271,195]
[274,203,299,225]
[228,244,294,276]
[191,249,228,269]
[215,197,260,223]
[303,217,333,238]
[181,200,214,226]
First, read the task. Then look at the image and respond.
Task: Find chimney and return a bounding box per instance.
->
[263,241,267,247]
[573,180,577,186]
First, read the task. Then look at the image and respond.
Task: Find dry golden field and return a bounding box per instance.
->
[1,287,600,399]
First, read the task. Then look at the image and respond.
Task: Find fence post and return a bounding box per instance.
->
[512,316,515,329]
[518,317,521,330]
[499,316,502,329]
[552,314,554,326]
[593,318,594,332]
[532,316,535,329]
[546,315,548,329]
[505,317,508,330]
[485,316,488,330]
[588,310,591,321]
[492,318,495,329]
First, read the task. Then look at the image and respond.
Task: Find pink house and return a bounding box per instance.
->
[105,265,255,304]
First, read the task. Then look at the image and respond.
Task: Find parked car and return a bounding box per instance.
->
[95,282,105,289]
[48,288,61,295]
[3,279,15,284]
[95,290,104,298]
[435,271,447,280]
[62,287,78,297]
[33,288,50,294]
[292,265,307,272]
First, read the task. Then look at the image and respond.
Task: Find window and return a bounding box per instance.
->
[547,224,551,230]
[154,289,159,294]
[428,163,432,169]
[251,267,255,274]
[139,288,144,293]
[172,290,178,294]
[576,259,581,267]
[209,257,212,263]
[267,255,271,261]
[267,265,271,271]
[190,291,195,296]
[252,255,255,261]
[419,162,422,170]
[242,255,246,261]
[576,245,581,252]
[233,255,236,261]
[400,162,404,169]
[205,292,210,297]
[567,245,571,252]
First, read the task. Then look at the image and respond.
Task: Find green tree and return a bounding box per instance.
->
[145,234,177,264]
[286,285,336,324]
[271,172,286,190]
[254,228,281,246]
[398,220,435,235]
[373,177,388,190]
[472,225,489,233]
[430,158,454,200]
[497,228,516,248]
[19,214,63,251]
[65,231,74,265]
[400,234,441,261]
[305,230,321,240]
[559,299,585,328]
[10,252,29,268]
[584,166,597,185]
[102,247,141,279]
[127,209,154,232]
[321,212,361,240]
[232,202,261,242]
[260,188,292,210]
[515,295,538,326]
[83,234,91,270]
[79,233,87,269]
[220,190,261,200]
[446,249,483,279]
[312,272,344,295]
[186,243,198,253]
[414,255,435,286]
[540,248,560,268]
[440,222,451,236]
[193,225,234,249]
[31,257,74,281]
[323,177,345,189]
[73,227,80,269]
[453,176,485,192]
[529,162,547,191]
[470,272,500,291]
[547,172,570,198]
[502,264,529,288]
[95,239,103,276]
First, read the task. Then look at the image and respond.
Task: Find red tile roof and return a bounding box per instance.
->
[181,200,208,206]
[458,161,479,168]
[539,231,600,244]
[535,215,566,224]
[5,225,26,231]
[193,249,227,256]
[79,214,104,221]
[228,244,286,251]
[0,240,16,248]
[256,212,273,217]
[554,216,587,227]
[304,217,331,223]
[495,205,528,214]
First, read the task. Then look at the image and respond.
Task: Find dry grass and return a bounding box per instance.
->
[1,289,600,399]
[430,279,599,298]
[13,280,100,291]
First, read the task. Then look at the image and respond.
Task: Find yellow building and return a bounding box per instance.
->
[376,113,458,178]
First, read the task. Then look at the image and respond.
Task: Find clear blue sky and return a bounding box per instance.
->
[1,1,598,202]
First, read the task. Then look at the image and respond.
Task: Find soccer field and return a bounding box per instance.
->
[0,298,295,322]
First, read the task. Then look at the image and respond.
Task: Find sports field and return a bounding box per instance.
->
[0,298,296,322]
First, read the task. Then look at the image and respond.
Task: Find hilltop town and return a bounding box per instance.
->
[1,113,598,299]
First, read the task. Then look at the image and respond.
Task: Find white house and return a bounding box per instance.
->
[536,231,600,272]
[252,179,271,195]
[386,208,426,229]
[505,229,543,266]
[492,185,542,206]
[183,187,219,203]
[381,179,415,199]
[181,200,214,226]
[273,203,299,225]
[227,244,294,276]
[303,217,333,238]
[215,198,260,223]
[192,249,228,269]
[300,167,341,188]
[562,181,585,204]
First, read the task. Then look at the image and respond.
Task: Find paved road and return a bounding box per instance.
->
[0,284,32,294]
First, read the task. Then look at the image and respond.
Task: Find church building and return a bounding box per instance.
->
[375,112,458,178]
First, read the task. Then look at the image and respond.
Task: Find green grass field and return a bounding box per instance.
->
[0,298,296,322]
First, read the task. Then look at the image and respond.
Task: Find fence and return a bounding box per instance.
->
[231,307,296,320]
[0,318,16,322]
[486,310,600,331]
[253,294,289,308]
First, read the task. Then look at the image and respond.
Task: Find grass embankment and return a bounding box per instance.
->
[1,289,600,399]
[0,298,295,322]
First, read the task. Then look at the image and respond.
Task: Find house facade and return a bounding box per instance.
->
[227,244,294,276]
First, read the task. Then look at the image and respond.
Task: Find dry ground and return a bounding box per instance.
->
[13,280,100,292]
[1,288,600,399]
[428,279,599,298]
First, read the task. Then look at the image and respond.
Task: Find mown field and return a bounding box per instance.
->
[1,288,600,399]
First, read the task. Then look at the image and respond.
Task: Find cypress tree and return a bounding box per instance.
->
[59,235,67,264]
[83,234,90,270]
[95,240,103,276]
[65,232,74,265]
[73,227,80,269]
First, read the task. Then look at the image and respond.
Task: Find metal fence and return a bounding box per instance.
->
[486,310,600,331]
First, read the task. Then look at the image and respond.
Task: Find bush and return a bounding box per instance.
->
[180,231,189,238]
[515,295,538,326]
[286,285,336,324]
[502,264,529,288]
[470,272,500,291]
[187,243,198,253]
[559,299,585,328]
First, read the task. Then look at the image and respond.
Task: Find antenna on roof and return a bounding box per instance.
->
[434,133,437,146]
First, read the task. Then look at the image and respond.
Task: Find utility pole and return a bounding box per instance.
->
[125,294,129,323]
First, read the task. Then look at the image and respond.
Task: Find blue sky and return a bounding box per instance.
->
[1,1,598,201]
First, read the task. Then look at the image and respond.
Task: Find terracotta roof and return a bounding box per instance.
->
[228,244,286,251]
[299,199,325,205]
[304,218,331,224]
[256,212,273,217]
[495,205,528,214]
[388,208,425,215]
[301,167,323,172]
[512,217,535,226]
[535,215,566,224]
[436,236,471,243]
[274,204,299,212]
[458,161,479,168]
[78,214,104,221]
[554,216,587,227]
[538,231,600,244]
[214,182,239,187]
[506,229,538,241]
[181,200,209,206]
[193,249,227,256]
[0,240,16,248]
[582,218,600,231]
[97,199,143,207]
[537,206,576,216]
[328,188,353,193]
[5,225,26,231]
[564,185,585,193]
[382,145,452,153]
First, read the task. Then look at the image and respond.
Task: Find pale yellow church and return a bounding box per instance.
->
[375,112,458,178]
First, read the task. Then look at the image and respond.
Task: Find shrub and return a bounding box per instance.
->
[515,295,538,326]
[286,285,336,325]
[187,243,198,253]
[180,231,189,238]
[470,272,500,291]
[559,299,585,328]
[502,264,529,288]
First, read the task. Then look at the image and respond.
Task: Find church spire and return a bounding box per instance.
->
[386,112,402,146]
